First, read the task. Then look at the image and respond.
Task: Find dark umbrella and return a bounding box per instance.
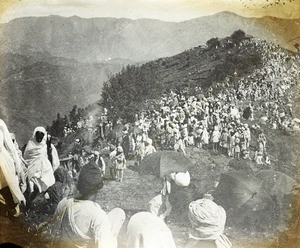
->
[256,169,296,203]
[214,171,277,230]
[213,171,264,210]
[139,151,190,178]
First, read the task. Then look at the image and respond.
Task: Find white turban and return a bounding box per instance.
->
[170,171,190,187]
[145,138,152,145]
[188,199,232,248]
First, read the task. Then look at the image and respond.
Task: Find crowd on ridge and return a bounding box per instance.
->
[71,39,298,172]
[0,38,300,247]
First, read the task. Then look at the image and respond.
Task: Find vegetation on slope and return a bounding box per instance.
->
[100,30,261,122]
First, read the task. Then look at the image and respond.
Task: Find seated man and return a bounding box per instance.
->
[28,166,75,217]
[49,155,125,248]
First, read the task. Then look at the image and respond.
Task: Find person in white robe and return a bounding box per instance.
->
[24,127,55,203]
[126,194,176,248]
[160,171,191,219]
[143,138,156,157]
[201,127,210,148]
[0,119,26,217]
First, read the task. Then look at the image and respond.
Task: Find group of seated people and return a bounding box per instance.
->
[43,153,232,248]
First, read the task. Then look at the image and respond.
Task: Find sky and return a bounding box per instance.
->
[0,0,299,23]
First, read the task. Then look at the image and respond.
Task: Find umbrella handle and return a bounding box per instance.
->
[251,192,257,199]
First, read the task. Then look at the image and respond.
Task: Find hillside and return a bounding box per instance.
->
[1,30,299,248]
[22,34,300,248]
[0,11,299,143]
[101,33,262,122]
[0,12,298,63]
[0,53,127,144]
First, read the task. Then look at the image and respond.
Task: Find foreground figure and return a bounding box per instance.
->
[24,127,56,204]
[186,198,232,248]
[51,157,125,248]
[126,194,176,248]
[0,119,26,216]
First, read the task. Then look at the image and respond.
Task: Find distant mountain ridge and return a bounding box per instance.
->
[0,52,127,144]
[0,11,299,143]
[0,12,299,63]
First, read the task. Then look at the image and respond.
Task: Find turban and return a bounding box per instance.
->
[189,198,226,240]
[145,138,152,145]
[171,171,190,187]
[78,161,103,196]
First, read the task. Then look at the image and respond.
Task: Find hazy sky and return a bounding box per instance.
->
[1,0,299,23]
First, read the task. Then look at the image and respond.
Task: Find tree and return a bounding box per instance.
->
[206,38,220,49]
[231,29,246,45]
[100,64,162,123]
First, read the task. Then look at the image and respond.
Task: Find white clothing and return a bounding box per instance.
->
[126,212,176,248]
[0,120,25,204]
[24,127,55,193]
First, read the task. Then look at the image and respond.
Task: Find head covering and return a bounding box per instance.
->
[78,161,104,196]
[32,126,47,143]
[171,171,190,187]
[145,138,153,145]
[110,144,116,151]
[117,146,123,153]
[188,199,227,240]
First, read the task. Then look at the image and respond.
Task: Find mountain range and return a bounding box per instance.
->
[0,11,299,144]
[0,12,299,62]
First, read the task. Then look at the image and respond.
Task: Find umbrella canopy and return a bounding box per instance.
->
[139,151,190,177]
[256,170,296,202]
[213,171,264,210]
[214,171,278,231]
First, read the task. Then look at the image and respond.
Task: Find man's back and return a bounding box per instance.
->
[56,198,115,248]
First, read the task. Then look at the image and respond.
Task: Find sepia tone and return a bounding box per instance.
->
[0,0,299,248]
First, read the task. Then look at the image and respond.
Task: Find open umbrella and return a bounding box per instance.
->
[213,171,264,210]
[139,151,190,178]
[256,169,296,203]
[213,171,277,230]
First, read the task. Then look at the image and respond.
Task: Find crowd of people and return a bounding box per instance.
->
[60,40,299,179]
[1,37,300,247]
[0,117,231,248]
[102,39,299,170]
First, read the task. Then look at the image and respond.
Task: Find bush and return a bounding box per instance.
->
[231,29,246,45]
